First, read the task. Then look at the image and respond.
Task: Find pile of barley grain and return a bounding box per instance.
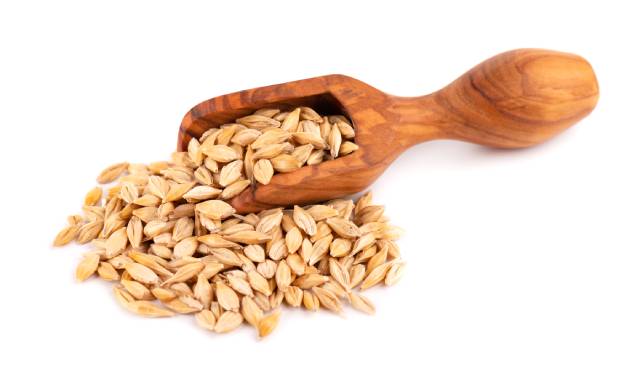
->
[54,107,404,338]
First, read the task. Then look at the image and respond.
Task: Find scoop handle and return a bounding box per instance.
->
[393,49,599,148]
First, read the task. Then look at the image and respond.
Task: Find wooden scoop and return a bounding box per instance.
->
[178,48,599,213]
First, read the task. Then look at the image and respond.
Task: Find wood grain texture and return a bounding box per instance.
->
[178,49,599,213]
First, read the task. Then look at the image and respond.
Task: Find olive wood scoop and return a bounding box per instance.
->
[178,48,599,213]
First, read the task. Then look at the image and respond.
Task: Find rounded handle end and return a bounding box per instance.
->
[436,49,599,148]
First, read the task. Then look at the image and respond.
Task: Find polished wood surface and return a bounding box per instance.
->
[178,49,599,213]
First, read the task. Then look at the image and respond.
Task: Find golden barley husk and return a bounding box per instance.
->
[105,227,128,257]
[310,222,332,243]
[256,211,283,234]
[195,309,216,331]
[385,262,406,286]
[286,253,306,276]
[300,107,323,122]
[270,154,301,173]
[253,159,274,185]
[285,227,303,254]
[163,297,200,314]
[329,258,351,290]
[75,253,100,282]
[250,129,290,149]
[326,217,360,238]
[151,287,177,302]
[210,248,243,265]
[214,311,243,333]
[280,108,300,132]
[166,182,195,202]
[124,263,160,285]
[174,237,198,258]
[309,235,332,265]
[330,238,352,258]
[360,261,394,291]
[270,289,284,309]
[220,179,251,200]
[257,310,281,338]
[366,244,389,275]
[195,200,235,220]
[121,279,153,300]
[293,273,329,289]
[126,300,175,317]
[215,282,240,311]
[248,270,272,296]
[241,296,264,327]
[179,295,204,311]
[97,162,129,184]
[84,186,103,206]
[201,145,239,163]
[349,264,366,289]
[113,285,135,306]
[223,230,271,245]
[302,290,319,311]
[236,115,280,130]
[125,216,142,248]
[76,221,103,244]
[291,143,314,164]
[119,182,138,204]
[348,292,375,315]
[284,286,303,307]
[306,205,339,221]
[183,185,221,201]
[68,214,84,226]
[231,128,261,146]
[219,160,243,187]
[129,251,172,277]
[274,260,292,291]
[293,205,317,236]
[300,120,321,136]
[97,262,120,281]
[257,260,277,279]
[335,120,355,138]
[339,141,359,156]
[312,286,342,313]
[227,275,253,297]
[198,234,240,249]
[292,132,326,149]
[244,244,266,263]
[194,274,213,308]
[328,123,342,158]
[349,232,376,257]
[306,149,324,165]
[268,238,287,261]
[324,279,348,299]
[54,225,79,246]
[162,262,204,286]
[109,255,133,269]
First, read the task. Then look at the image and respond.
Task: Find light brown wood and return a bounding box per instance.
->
[178,49,599,213]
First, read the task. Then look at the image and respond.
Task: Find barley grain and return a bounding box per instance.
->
[75,253,100,282]
[54,108,410,339]
[257,310,280,338]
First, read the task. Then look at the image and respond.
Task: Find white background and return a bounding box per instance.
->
[1,1,638,383]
